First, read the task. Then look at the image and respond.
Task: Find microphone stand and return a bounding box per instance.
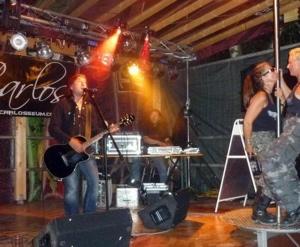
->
[84,90,124,211]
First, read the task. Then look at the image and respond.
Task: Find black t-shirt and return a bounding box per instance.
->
[141,121,169,146]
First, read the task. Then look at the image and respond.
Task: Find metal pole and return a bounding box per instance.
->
[185,59,191,187]
[273,0,282,225]
[274,0,281,138]
[185,60,191,147]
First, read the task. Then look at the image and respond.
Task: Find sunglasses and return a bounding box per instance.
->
[261,67,275,76]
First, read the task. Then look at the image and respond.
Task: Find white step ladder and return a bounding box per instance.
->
[215,119,257,212]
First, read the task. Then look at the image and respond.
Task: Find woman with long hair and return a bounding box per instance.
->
[243,61,278,224]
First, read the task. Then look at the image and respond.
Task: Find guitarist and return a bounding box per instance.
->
[49,73,114,216]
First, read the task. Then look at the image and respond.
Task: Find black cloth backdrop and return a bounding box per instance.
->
[0,54,116,121]
[0,54,74,116]
[167,43,299,168]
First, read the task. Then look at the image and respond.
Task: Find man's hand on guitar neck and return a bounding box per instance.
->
[109,123,120,134]
[69,137,84,153]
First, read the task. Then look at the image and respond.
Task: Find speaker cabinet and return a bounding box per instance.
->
[138,188,191,230]
[173,188,191,226]
[138,193,177,230]
[33,208,132,247]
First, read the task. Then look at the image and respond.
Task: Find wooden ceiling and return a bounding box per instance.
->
[10,0,300,61]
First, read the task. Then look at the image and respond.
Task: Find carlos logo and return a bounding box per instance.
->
[0,61,67,110]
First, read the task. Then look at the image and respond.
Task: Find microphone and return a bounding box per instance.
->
[83,88,98,93]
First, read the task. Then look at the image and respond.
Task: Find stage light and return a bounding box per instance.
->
[9,33,28,51]
[63,18,89,32]
[122,34,137,53]
[126,61,147,89]
[100,53,114,67]
[75,49,90,66]
[10,0,17,6]
[116,27,122,35]
[80,23,89,32]
[139,28,151,72]
[128,63,140,76]
[144,33,149,42]
[35,41,53,59]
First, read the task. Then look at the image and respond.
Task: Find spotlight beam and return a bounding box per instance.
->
[92,27,121,67]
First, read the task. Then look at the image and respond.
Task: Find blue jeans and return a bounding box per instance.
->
[130,157,142,184]
[130,157,167,183]
[63,158,99,216]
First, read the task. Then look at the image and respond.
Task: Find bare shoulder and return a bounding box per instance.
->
[249,91,268,107]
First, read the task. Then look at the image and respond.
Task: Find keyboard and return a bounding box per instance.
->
[147,146,183,155]
[183,147,200,154]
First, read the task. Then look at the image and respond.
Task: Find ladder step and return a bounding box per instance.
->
[227,155,247,158]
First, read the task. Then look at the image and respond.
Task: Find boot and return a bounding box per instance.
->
[252,192,276,225]
[282,207,300,226]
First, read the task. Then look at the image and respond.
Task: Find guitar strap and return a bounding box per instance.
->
[85,103,92,139]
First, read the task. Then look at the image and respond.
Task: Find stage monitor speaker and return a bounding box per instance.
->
[138,193,177,230]
[138,188,191,230]
[32,208,132,247]
[173,188,191,226]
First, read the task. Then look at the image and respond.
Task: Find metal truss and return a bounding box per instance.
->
[0,3,195,62]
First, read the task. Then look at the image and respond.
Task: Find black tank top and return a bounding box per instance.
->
[286,92,300,115]
[253,96,277,132]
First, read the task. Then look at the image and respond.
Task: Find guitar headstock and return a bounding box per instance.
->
[119,114,135,127]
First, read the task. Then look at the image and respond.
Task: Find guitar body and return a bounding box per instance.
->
[44,114,135,180]
[44,136,90,180]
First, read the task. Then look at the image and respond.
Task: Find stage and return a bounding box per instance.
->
[0,197,299,247]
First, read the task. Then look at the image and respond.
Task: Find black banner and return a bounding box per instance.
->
[0,54,76,117]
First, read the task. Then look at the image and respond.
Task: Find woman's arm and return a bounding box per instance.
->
[279,72,292,100]
[243,92,268,156]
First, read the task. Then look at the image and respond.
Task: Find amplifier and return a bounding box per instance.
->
[106,133,142,155]
[141,183,169,205]
[116,186,139,209]
[82,174,112,208]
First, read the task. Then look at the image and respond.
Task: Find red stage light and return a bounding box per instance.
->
[87,26,122,81]
[140,34,150,72]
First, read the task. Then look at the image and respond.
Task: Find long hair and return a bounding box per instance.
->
[243,61,272,108]
[243,73,255,109]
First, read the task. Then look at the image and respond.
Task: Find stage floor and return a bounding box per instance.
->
[0,197,299,247]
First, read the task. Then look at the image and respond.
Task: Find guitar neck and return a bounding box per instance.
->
[82,130,109,150]
[80,114,134,150]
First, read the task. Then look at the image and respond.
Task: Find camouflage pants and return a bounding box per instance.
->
[259,116,300,212]
[252,131,276,199]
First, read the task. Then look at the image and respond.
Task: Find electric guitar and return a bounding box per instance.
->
[43,114,135,180]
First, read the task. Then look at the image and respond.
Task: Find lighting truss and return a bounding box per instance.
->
[20,4,108,43]
[150,37,196,61]
[0,3,196,62]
